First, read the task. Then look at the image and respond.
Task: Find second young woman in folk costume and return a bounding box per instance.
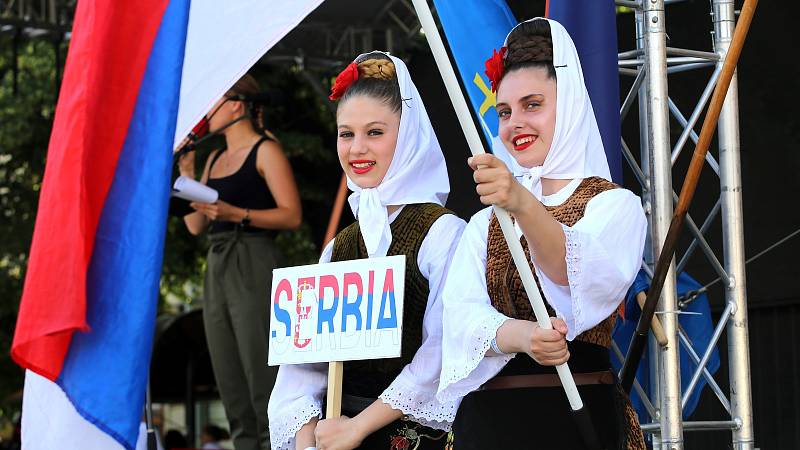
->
[268,52,465,450]
[437,19,647,449]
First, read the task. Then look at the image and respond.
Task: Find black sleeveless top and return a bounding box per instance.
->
[206,136,277,234]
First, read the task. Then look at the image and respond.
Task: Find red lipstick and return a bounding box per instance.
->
[512,134,537,151]
[349,160,376,174]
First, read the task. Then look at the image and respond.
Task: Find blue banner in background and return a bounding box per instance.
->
[432,0,517,167]
[548,0,623,182]
[613,270,721,422]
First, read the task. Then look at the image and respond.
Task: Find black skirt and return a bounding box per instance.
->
[339,398,449,450]
[451,342,644,450]
[336,368,450,450]
[345,412,448,450]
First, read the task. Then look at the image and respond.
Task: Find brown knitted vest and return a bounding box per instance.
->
[331,203,453,373]
[486,177,619,347]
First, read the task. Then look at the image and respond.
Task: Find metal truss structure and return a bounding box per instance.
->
[1,0,73,33]
[1,0,72,97]
[615,0,754,448]
[257,0,426,73]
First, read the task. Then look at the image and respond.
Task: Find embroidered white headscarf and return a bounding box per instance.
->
[493,18,611,199]
[343,52,450,257]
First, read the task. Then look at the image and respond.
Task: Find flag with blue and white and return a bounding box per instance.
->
[432,0,519,170]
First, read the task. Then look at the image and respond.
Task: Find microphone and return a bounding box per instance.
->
[175,117,211,159]
[188,116,210,142]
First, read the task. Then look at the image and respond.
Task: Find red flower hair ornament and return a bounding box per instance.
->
[329,62,359,101]
[484,46,507,93]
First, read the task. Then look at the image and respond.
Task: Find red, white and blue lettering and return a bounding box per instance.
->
[268,257,406,367]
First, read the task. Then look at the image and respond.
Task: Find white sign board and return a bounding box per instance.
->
[268,255,406,366]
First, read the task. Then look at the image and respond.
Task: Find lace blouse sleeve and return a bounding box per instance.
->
[378,213,465,430]
[532,189,647,340]
[436,208,516,405]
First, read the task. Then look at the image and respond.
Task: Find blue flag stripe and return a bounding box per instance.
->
[57,0,190,448]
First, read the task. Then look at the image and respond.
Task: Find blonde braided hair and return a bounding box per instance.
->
[357,58,397,81]
[339,52,402,113]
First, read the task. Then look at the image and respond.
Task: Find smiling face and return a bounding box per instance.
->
[496,67,557,168]
[336,95,401,189]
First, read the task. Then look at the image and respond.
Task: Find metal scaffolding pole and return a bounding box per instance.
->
[632,9,665,449]
[618,0,756,446]
[712,0,755,448]
[641,1,684,447]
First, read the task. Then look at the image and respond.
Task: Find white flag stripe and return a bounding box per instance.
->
[173,0,325,148]
[22,370,124,450]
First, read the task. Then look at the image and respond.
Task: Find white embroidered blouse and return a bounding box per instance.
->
[436,178,647,405]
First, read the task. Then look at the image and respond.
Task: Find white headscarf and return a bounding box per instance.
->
[344,52,450,257]
[494,18,611,199]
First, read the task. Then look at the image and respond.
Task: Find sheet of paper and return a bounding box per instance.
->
[172,175,218,204]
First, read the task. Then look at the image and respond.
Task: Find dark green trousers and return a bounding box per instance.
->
[204,229,279,450]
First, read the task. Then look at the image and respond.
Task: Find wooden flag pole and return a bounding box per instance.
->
[637,291,668,347]
[326,361,344,418]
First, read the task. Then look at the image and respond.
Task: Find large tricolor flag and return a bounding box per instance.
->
[433,0,623,181]
[12,1,322,449]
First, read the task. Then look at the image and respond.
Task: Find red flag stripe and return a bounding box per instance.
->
[12,0,170,380]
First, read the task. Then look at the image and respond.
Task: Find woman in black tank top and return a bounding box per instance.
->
[177,73,301,450]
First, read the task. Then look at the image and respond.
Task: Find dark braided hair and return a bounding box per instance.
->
[503,19,556,84]
[228,73,267,132]
[339,52,402,114]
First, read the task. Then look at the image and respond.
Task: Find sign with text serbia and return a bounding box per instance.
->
[268,255,406,366]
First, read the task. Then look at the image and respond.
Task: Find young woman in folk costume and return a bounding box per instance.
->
[268,51,466,450]
[436,19,647,449]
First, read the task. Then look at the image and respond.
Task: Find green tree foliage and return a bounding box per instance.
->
[0,37,61,419]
